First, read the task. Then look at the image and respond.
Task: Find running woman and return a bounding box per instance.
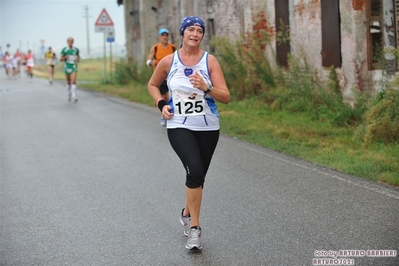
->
[45,47,57,84]
[60,37,80,102]
[13,49,22,77]
[148,16,230,250]
[2,52,13,77]
[11,54,19,78]
[25,50,35,80]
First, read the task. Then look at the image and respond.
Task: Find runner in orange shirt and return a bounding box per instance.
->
[146,28,176,126]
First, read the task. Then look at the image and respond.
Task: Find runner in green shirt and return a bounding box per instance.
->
[60,37,80,102]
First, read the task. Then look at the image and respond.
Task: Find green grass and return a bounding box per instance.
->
[219,99,399,184]
[34,58,107,83]
[34,59,399,187]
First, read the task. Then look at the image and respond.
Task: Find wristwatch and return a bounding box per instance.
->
[205,84,213,94]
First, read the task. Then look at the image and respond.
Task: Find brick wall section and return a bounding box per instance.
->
[352,0,365,11]
[242,9,274,52]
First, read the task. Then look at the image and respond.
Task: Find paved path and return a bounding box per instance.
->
[1,73,398,266]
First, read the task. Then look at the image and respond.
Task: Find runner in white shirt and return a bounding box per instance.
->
[25,50,35,80]
[12,56,19,78]
[2,52,13,77]
[13,49,22,77]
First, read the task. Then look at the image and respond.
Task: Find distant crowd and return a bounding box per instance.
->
[2,38,80,103]
[1,49,37,79]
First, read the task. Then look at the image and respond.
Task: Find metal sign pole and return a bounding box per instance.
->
[103,32,107,84]
[110,41,112,82]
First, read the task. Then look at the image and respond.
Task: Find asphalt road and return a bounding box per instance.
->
[1,72,398,266]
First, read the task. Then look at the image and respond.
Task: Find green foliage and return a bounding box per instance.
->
[113,59,153,85]
[211,32,278,100]
[113,59,134,85]
[211,36,252,99]
[130,60,154,84]
[361,89,399,145]
[276,19,290,46]
[212,35,367,127]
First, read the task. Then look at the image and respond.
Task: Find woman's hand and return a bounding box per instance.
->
[189,72,207,92]
[161,105,174,120]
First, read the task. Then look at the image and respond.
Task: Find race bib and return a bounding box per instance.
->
[47,59,53,65]
[67,55,76,64]
[172,89,206,117]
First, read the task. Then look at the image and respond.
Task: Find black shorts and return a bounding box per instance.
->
[160,80,168,95]
[167,128,220,188]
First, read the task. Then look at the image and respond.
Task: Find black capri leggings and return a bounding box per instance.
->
[167,128,220,188]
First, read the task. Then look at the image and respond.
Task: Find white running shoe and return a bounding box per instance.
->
[185,226,202,250]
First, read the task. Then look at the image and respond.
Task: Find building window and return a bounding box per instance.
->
[321,0,342,68]
[275,0,290,67]
[367,0,384,69]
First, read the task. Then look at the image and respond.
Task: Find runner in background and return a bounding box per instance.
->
[60,37,80,102]
[11,54,19,78]
[146,28,176,126]
[0,46,6,75]
[13,49,22,77]
[2,52,13,77]
[25,50,35,80]
[45,47,57,84]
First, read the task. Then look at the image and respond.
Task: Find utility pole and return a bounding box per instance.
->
[83,5,91,58]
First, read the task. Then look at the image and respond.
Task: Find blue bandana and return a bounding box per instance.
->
[180,16,205,35]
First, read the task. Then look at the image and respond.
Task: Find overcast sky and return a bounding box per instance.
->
[0,0,125,57]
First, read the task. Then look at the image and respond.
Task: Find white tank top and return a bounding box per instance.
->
[166,50,220,131]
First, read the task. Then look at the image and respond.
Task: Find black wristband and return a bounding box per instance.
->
[157,99,167,112]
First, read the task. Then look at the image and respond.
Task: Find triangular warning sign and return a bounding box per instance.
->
[95,8,114,26]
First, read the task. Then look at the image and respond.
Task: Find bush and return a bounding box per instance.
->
[211,36,254,100]
[361,89,399,144]
[212,34,367,127]
[113,59,153,85]
[113,59,134,85]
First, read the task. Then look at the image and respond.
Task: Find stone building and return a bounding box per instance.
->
[117,0,398,97]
